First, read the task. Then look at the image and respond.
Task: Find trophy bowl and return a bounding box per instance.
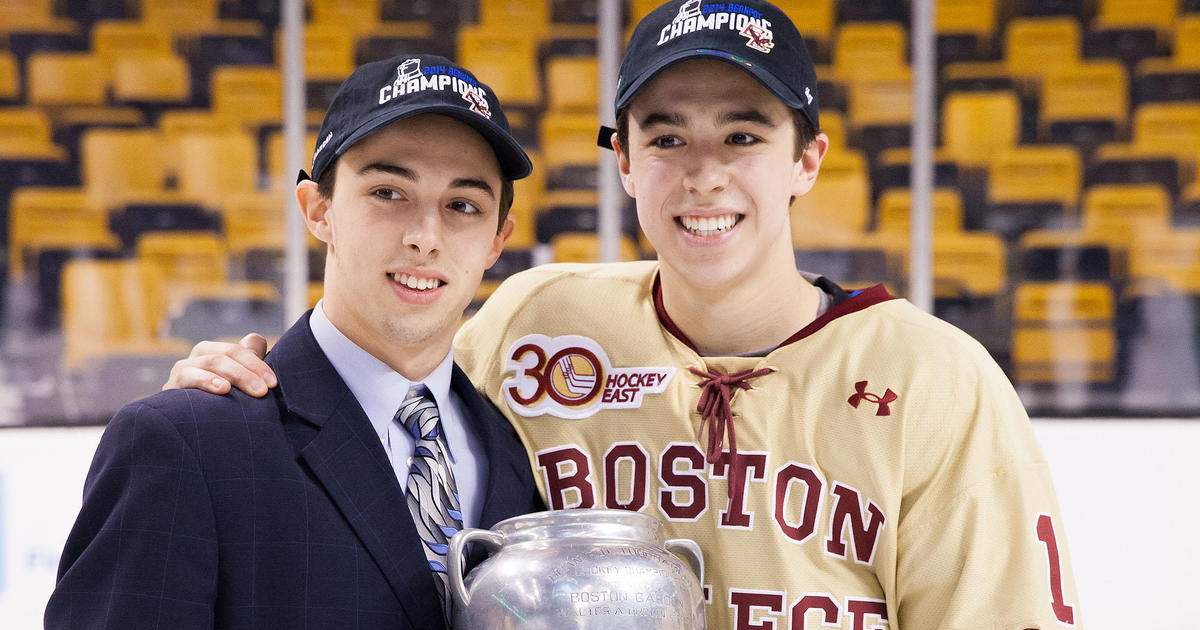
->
[448,509,706,629]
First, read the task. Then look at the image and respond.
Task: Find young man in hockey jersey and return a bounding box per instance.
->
[164,1,1081,628]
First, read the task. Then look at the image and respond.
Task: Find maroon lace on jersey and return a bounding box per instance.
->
[688,365,772,510]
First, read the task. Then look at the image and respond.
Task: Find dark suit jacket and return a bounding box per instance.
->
[46,312,544,629]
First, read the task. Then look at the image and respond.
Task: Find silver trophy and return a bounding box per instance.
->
[448,509,707,629]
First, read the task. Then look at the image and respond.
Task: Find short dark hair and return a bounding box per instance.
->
[316,155,515,233]
[614,105,818,161]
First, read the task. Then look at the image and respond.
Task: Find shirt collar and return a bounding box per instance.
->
[309,300,456,442]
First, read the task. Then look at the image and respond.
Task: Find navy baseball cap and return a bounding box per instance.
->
[602,0,819,145]
[302,54,532,183]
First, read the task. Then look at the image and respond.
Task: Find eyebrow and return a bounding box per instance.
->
[359,162,495,199]
[637,109,778,129]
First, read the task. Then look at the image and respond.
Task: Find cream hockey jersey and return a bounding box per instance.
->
[455,261,1080,630]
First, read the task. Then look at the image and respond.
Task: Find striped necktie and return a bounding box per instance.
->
[395,384,463,610]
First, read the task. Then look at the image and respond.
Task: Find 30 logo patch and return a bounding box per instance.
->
[503,334,676,419]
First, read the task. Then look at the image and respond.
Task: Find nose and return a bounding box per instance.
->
[681,150,729,195]
[402,206,442,257]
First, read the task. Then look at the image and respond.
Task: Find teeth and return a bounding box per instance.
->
[679,214,737,236]
[391,273,440,291]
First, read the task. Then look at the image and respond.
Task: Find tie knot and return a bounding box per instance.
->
[396,384,441,442]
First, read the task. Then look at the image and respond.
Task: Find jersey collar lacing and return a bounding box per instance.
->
[689,365,772,511]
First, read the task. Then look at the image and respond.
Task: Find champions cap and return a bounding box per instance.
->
[602,0,819,145]
[302,54,532,183]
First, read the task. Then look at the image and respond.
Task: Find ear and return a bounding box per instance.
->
[486,215,515,268]
[611,132,636,198]
[296,179,333,245]
[791,132,830,198]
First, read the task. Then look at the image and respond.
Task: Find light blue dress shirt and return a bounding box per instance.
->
[308,301,487,528]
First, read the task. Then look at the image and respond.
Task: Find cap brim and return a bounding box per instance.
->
[615,47,810,113]
[334,103,533,180]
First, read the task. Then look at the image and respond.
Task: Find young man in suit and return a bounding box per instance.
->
[46,54,544,630]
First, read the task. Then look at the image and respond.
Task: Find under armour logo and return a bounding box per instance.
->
[847,380,897,416]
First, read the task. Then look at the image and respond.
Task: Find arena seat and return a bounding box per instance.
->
[210,65,283,129]
[1039,60,1127,147]
[111,55,192,108]
[80,128,170,209]
[936,0,1000,59]
[1004,16,1083,86]
[791,148,872,238]
[0,52,19,103]
[550,232,638,264]
[27,52,106,106]
[875,187,966,234]
[1013,281,1116,383]
[457,25,542,108]
[539,111,600,189]
[833,22,909,83]
[545,56,598,114]
[986,144,1082,238]
[8,188,117,277]
[1129,228,1200,293]
[174,131,259,208]
[941,90,1021,168]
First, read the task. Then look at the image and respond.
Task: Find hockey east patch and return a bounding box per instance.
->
[501,334,676,419]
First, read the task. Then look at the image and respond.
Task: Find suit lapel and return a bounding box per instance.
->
[450,365,537,528]
[268,313,445,628]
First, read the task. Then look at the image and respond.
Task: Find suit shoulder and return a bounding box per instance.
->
[121,388,280,429]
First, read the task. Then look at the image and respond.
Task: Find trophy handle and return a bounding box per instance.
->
[665,538,704,587]
[448,528,504,609]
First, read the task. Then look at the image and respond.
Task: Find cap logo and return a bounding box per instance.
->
[462,86,492,119]
[656,2,774,50]
[377,58,492,112]
[740,22,774,53]
[805,86,813,104]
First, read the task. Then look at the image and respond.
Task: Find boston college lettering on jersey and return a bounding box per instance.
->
[657,0,775,52]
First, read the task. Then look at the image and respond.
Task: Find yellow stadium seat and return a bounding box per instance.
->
[933,231,1007,297]
[507,150,545,249]
[457,25,541,107]
[0,0,76,35]
[791,148,871,239]
[1083,183,1172,239]
[27,52,106,106]
[630,0,661,22]
[1039,60,1128,140]
[1131,103,1200,169]
[111,55,192,105]
[0,108,67,160]
[479,0,549,37]
[136,232,230,306]
[222,193,288,254]
[1004,17,1082,81]
[941,90,1020,168]
[1176,15,1200,67]
[0,51,18,101]
[550,232,638,263]
[833,22,909,82]
[1013,281,1116,383]
[211,66,282,128]
[140,0,261,37]
[774,0,836,52]
[80,128,170,208]
[1130,228,1200,293]
[540,111,600,172]
[847,67,913,129]
[174,131,259,207]
[308,0,381,36]
[987,144,1082,213]
[1094,0,1177,36]
[819,110,846,148]
[875,187,965,234]
[61,259,183,370]
[91,20,173,68]
[8,188,119,276]
[546,56,598,114]
[290,24,356,81]
[265,129,319,191]
[937,0,999,49]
